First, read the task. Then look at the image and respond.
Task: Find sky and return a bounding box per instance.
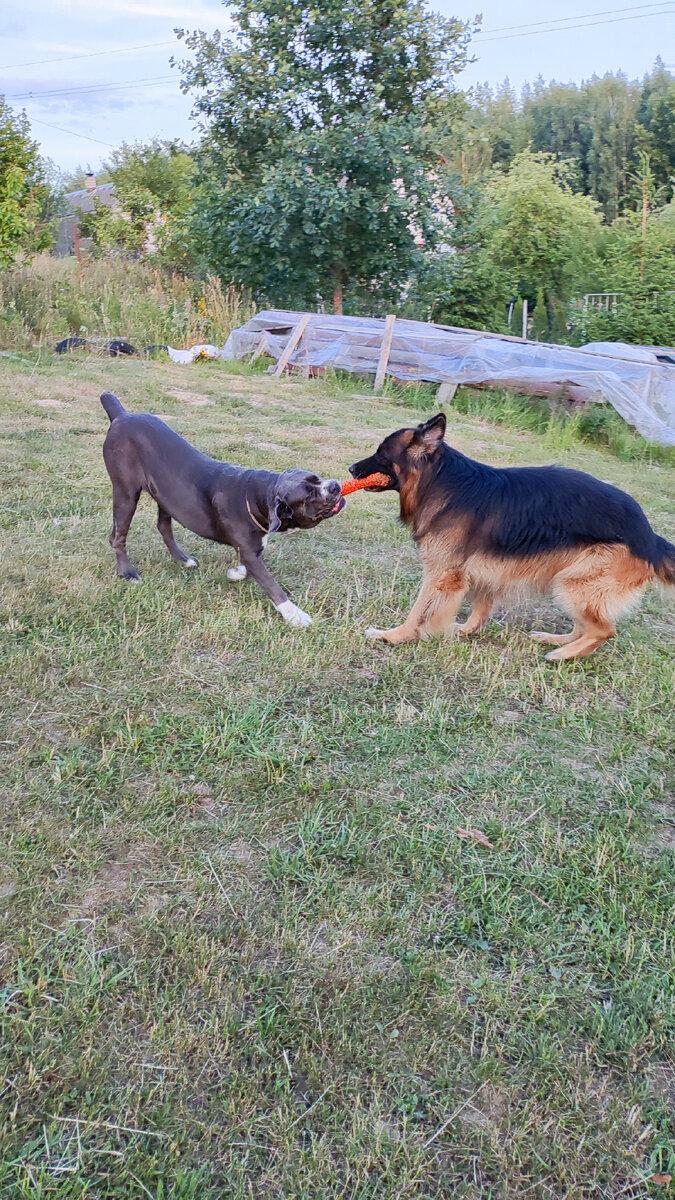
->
[1,0,674,176]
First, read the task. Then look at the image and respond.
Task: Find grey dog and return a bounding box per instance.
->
[100,392,344,627]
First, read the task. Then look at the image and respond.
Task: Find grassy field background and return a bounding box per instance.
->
[0,353,673,1199]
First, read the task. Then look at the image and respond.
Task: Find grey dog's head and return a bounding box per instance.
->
[267,469,345,533]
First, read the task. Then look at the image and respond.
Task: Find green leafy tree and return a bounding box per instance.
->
[178,0,473,312]
[75,140,197,265]
[0,98,52,267]
[573,208,675,346]
[105,139,194,212]
[411,152,603,336]
[78,183,157,256]
[635,61,675,203]
[403,173,510,330]
[482,151,603,311]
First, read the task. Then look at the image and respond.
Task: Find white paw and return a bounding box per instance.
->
[184,557,198,569]
[227,564,248,581]
[365,626,384,640]
[276,600,313,628]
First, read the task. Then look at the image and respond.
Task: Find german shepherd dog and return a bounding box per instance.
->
[349,413,675,661]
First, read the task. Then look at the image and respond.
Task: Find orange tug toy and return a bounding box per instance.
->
[340,472,390,496]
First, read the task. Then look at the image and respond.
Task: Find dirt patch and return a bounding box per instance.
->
[80,862,131,912]
[139,891,171,918]
[167,388,214,407]
[221,840,254,863]
[34,398,67,409]
[0,878,18,902]
[191,780,228,819]
[647,1063,675,1105]
[460,1085,509,1131]
[78,842,160,915]
[250,440,288,453]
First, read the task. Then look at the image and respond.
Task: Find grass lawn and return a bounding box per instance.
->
[0,354,673,1199]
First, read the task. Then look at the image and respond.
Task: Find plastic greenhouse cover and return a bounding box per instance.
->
[221,311,675,446]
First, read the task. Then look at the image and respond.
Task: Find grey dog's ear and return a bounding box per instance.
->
[267,469,300,533]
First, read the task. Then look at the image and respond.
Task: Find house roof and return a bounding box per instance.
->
[64,182,116,213]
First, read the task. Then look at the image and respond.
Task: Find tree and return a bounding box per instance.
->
[178,0,473,312]
[0,98,51,267]
[75,140,197,266]
[410,151,604,336]
[482,151,603,313]
[105,139,194,212]
[573,208,675,346]
[635,61,675,204]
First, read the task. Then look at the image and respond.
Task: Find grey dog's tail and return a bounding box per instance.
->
[101,391,126,423]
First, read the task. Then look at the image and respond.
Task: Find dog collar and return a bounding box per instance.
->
[246,497,269,534]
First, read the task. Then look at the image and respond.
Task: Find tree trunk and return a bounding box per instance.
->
[641,180,648,280]
[333,282,343,315]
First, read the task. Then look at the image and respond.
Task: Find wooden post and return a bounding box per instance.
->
[522,298,528,340]
[437,381,457,405]
[250,330,270,363]
[273,313,311,378]
[374,314,396,391]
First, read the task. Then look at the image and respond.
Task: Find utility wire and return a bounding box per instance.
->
[480,0,673,36]
[480,8,674,43]
[25,114,115,148]
[0,38,176,72]
[6,74,175,102]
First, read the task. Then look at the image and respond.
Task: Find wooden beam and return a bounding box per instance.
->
[249,330,270,363]
[437,381,458,405]
[273,313,311,378]
[373,314,396,391]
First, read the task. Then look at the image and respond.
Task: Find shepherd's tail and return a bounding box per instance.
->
[655,536,675,587]
[100,392,126,423]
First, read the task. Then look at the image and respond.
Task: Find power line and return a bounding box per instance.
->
[480,1,673,37]
[480,7,674,43]
[0,38,176,72]
[26,114,115,148]
[6,74,175,102]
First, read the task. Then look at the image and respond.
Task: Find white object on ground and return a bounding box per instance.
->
[166,344,223,364]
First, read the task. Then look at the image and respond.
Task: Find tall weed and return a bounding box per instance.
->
[0,255,253,350]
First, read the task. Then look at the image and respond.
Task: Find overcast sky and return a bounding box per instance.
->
[1,0,673,175]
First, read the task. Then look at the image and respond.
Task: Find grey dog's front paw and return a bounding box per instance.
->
[276,600,313,628]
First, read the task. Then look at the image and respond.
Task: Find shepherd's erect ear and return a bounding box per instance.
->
[415,412,446,452]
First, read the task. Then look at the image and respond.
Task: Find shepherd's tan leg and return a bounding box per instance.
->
[366,570,467,645]
[453,594,494,635]
[546,630,614,661]
[530,626,581,646]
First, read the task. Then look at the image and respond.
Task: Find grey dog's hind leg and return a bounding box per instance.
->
[110,485,142,581]
[156,505,198,568]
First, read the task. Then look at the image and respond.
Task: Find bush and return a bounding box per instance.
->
[571,297,675,348]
